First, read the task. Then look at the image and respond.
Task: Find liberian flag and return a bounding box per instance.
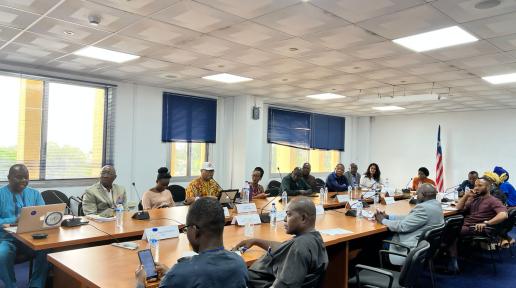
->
[436,125,444,192]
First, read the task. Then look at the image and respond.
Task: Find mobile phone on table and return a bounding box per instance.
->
[138,249,158,282]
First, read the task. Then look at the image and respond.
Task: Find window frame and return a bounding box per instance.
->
[168,142,210,182]
[0,71,115,187]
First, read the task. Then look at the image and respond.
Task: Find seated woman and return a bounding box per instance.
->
[411,167,436,191]
[360,163,383,190]
[142,167,175,210]
[249,167,268,200]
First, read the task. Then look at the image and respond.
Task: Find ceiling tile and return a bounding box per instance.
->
[467,62,516,77]
[358,4,454,39]
[335,61,387,74]
[488,33,516,51]
[219,48,282,66]
[432,0,516,23]
[0,25,21,41]
[211,21,290,46]
[14,31,82,53]
[424,40,500,61]
[345,41,410,59]
[120,18,201,46]
[259,37,330,58]
[2,42,65,63]
[420,70,476,82]
[27,17,110,45]
[96,35,165,56]
[373,53,435,68]
[149,46,209,65]
[196,0,299,19]
[404,62,458,75]
[446,52,516,70]
[88,0,179,16]
[151,1,244,33]
[176,35,247,57]
[463,11,516,39]
[0,0,61,15]
[47,0,141,32]
[302,50,357,67]
[0,5,39,29]
[253,3,349,36]
[301,24,385,50]
[311,0,424,23]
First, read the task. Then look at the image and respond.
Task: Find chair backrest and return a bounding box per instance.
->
[315,178,325,191]
[398,241,430,287]
[499,208,516,235]
[168,185,186,202]
[41,190,70,207]
[266,180,281,197]
[441,215,465,246]
[418,224,445,259]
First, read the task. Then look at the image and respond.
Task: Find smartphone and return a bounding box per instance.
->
[138,249,158,282]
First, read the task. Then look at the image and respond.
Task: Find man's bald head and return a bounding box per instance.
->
[286,197,316,229]
[7,164,29,193]
[416,183,437,202]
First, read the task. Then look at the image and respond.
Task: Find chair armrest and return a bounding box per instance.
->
[355,264,394,288]
[379,250,408,268]
[382,240,411,253]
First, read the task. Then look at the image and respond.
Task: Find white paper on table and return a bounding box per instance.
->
[362,191,376,199]
[319,228,353,236]
[384,197,395,205]
[232,213,261,226]
[315,205,325,215]
[235,203,257,214]
[86,214,115,222]
[336,195,350,203]
[361,210,375,219]
[142,225,179,241]
[223,207,230,217]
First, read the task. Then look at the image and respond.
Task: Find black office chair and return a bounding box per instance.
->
[349,241,430,288]
[500,209,516,257]
[41,190,71,214]
[168,185,186,202]
[441,215,465,249]
[70,195,85,216]
[315,178,325,191]
[266,180,281,197]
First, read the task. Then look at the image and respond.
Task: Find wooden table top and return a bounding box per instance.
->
[48,210,387,288]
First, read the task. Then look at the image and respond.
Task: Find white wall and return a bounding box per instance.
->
[367,109,516,190]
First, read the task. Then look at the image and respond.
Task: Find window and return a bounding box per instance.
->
[169,143,208,177]
[0,74,113,181]
[271,144,340,174]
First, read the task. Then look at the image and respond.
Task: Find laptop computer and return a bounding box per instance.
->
[3,203,66,234]
[218,190,239,209]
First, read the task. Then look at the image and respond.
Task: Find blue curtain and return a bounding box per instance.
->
[311,114,345,151]
[162,93,217,143]
[267,108,311,149]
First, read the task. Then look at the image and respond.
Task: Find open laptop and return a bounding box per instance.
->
[3,203,66,234]
[218,190,239,209]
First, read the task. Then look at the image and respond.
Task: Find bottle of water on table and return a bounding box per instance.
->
[149,227,160,261]
[281,190,288,206]
[115,204,124,229]
[270,203,277,227]
[356,200,363,219]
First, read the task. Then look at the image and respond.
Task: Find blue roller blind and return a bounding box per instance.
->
[267,108,311,149]
[162,93,217,143]
[311,114,345,151]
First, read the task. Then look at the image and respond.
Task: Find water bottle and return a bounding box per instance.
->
[281,190,288,206]
[242,182,250,203]
[324,187,329,202]
[115,204,124,229]
[270,203,277,227]
[373,193,379,207]
[454,188,459,200]
[347,185,352,194]
[149,227,160,262]
[356,200,363,219]
[320,187,325,204]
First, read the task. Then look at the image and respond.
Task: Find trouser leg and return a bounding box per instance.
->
[0,240,17,288]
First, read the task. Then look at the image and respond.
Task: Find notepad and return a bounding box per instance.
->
[86,215,115,222]
[319,228,353,236]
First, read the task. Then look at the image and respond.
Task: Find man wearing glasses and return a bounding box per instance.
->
[83,165,127,216]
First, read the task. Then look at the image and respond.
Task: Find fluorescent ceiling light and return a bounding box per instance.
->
[306,93,346,100]
[372,106,406,111]
[73,46,140,63]
[360,94,443,104]
[482,73,516,84]
[393,26,478,52]
[202,73,253,83]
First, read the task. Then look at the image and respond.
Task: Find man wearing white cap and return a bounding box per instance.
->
[185,162,222,205]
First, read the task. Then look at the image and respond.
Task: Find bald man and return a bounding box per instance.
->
[83,165,127,216]
[374,184,444,265]
[233,197,328,287]
[0,164,49,288]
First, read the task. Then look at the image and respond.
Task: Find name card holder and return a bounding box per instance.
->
[235,203,258,214]
[384,197,395,205]
[336,195,350,203]
[142,225,179,241]
[232,214,262,226]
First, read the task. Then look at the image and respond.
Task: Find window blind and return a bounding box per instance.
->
[267,108,311,149]
[311,114,345,151]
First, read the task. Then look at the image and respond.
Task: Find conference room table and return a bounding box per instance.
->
[47,199,458,288]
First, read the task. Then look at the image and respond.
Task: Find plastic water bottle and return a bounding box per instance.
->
[270,203,277,227]
[115,204,124,229]
[324,187,329,203]
[281,190,288,206]
[149,227,160,261]
[242,182,250,203]
[373,193,379,207]
[356,200,363,219]
[348,185,352,193]
[320,187,325,204]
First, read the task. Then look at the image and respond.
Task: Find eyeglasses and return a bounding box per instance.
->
[180,224,199,233]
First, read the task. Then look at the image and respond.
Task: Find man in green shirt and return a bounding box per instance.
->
[280,167,312,196]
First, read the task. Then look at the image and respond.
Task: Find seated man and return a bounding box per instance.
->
[233,197,328,288]
[493,166,516,207]
[83,165,127,216]
[280,167,312,196]
[0,164,49,288]
[458,171,478,193]
[326,163,349,192]
[301,163,317,192]
[136,197,248,288]
[449,175,508,272]
[411,167,436,191]
[374,184,444,265]
[344,163,361,189]
[185,162,222,205]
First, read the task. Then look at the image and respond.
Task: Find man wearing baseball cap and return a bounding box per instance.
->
[185,162,222,205]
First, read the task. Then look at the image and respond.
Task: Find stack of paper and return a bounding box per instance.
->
[86,215,115,222]
[319,228,353,236]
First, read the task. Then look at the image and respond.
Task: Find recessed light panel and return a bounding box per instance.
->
[393,26,478,52]
[202,73,253,84]
[372,106,406,111]
[482,73,516,84]
[306,93,346,100]
[73,46,140,63]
